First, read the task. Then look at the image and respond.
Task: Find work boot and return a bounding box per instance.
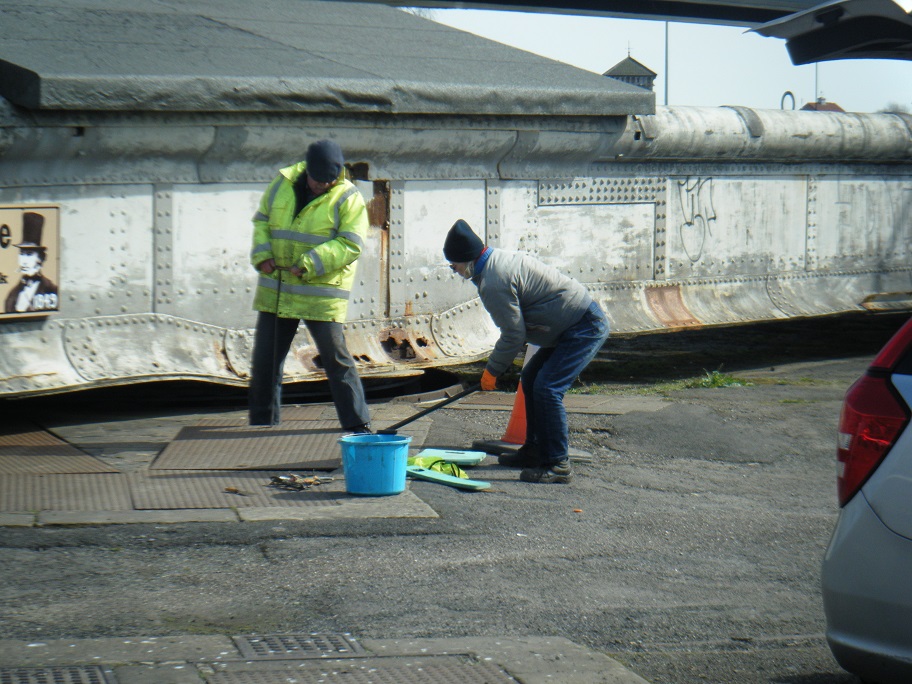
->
[346,423,372,434]
[497,443,541,468]
[519,459,572,484]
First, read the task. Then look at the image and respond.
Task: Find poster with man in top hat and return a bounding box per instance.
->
[1,208,60,316]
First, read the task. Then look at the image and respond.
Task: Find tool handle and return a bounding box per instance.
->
[378,383,481,434]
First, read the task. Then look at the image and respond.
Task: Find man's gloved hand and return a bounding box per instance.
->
[258,258,276,274]
[481,369,497,391]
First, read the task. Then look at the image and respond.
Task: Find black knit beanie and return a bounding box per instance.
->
[305,139,344,182]
[443,219,484,262]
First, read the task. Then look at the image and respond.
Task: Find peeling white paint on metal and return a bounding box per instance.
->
[1,106,910,396]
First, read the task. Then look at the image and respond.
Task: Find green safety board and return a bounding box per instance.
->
[406,465,490,491]
[414,448,487,466]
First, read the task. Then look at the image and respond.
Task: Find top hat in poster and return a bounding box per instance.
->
[14,212,46,249]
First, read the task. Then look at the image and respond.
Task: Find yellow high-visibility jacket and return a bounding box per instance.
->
[250,161,368,322]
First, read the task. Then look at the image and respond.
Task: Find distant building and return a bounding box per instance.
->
[603,56,657,92]
[801,97,846,112]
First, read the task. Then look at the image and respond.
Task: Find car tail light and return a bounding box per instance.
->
[837,318,912,506]
[870,317,912,372]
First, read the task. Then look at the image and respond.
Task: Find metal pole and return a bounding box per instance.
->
[664,21,669,106]
[271,269,283,426]
[815,62,819,103]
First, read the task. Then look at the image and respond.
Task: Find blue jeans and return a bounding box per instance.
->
[521,301,610,465]
[248,312,370,428]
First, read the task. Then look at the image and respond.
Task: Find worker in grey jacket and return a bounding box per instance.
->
[443,219,610,483]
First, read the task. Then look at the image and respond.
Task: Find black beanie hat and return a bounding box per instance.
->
[305,139,344,183]
[443,219,485,262]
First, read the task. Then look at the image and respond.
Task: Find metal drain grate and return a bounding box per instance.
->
[233,633,365,659]
[151,426,343,471]
[0,666,113,684]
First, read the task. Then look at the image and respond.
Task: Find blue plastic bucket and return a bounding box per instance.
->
[338,433,411,496]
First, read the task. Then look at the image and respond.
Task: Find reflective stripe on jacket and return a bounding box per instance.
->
[250,161,368,322]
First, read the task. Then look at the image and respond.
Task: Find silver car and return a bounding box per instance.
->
[823,316,912,683]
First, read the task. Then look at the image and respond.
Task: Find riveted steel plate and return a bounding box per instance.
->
[0,474,131,512]
[206,655,517,683]
[0,666,114,684]
[430,298,499,359]
[233,633,365,659]
[150,424,344,471]
[128,471,342,510]
[62,315,230,381]
[538,177,663,205]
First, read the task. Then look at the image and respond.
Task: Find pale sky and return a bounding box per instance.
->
[427,8,912,113]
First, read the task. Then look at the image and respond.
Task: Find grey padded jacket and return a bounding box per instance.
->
[471,249,593,375]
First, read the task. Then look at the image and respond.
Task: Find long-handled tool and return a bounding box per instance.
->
[270,267,285,426]
[378,383,480,435]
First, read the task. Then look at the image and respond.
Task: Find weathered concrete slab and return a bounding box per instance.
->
[0,634,648,683]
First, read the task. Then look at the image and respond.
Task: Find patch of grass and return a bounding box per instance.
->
[742,376,841,387]
[631,370,754,396]
[568,382,612,395]
[569,370,755,396]
[685,370,754,389]
[642,379,689,394]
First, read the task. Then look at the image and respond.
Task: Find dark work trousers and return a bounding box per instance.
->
[248,312,370,428]
[520,301,610,465]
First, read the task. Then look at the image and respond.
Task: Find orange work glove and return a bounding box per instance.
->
[481,369,497,391]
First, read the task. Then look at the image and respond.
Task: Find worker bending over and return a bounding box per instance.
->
[443,219,610,483]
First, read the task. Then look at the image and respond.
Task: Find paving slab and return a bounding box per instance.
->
[453,393,669,414]
[0,634,649,683]
[0,512,34,527]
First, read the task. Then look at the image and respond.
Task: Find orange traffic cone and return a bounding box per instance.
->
[501,383,527,445]
[469,344,591,464]
[471,345,537,455]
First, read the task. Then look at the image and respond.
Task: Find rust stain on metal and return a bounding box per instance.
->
[368,180,390,230]
[375,180,390,320]
[379,327,437,362]
[645,285,702,328]
[213,339,233,373]
[861,291,912,313]
[295,348,322,371]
